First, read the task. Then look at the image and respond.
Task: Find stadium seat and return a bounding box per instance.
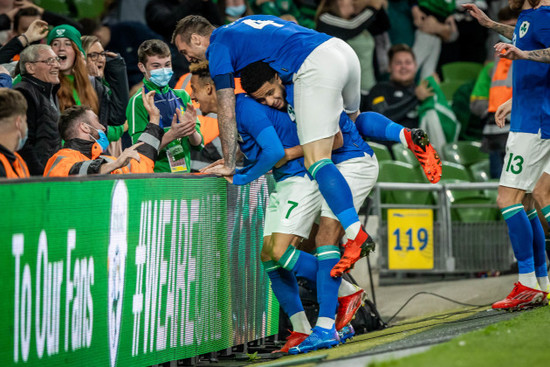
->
[441,141,488,168]
[369,142,392,162]
[392,143,419,167]
[445,183,499,222]
[439,80,464,102]
[35,0,69,15]
[468,160,499,201]
[441,62,484,83]
[469,160,490,182]
[378,161,432,205]
[451,196,500,222]
[441,162,470,182]
[73,0,105,18]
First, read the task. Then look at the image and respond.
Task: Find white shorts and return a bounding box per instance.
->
[321,154,379,219]
[293,38,361,145]
[499,131,550,192]
[263,175,322,238]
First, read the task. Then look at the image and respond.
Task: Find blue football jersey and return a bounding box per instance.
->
[235,94,307,182]
[332,112,374,164]
[206,15,331,85]
[511,7,550,138]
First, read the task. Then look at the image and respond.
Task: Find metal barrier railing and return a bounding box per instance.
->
[371,182,513,273]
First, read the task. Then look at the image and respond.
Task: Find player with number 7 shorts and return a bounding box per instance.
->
[172,15,382,276]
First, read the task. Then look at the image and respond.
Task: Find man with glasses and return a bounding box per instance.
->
[14,44,61,175]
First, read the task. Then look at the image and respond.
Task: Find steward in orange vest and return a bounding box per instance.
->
[488,58,513,114]
[0,89,30,179]
[0,148,30,178]
[44,102,164,177]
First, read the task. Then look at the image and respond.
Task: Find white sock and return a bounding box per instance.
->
[344,222,361,240]
[537,276,550,292]
[399,129,408,146]
[289,311,311,335]
[338,279,359,298]
[316,317,335,329]
[518,272,538,289]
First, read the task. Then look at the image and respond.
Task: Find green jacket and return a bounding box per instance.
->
[126,78,203,173]
[418,75,460,144]
[418,0,455,19]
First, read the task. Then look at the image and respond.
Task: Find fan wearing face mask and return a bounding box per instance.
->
[127,39,203,173]
[43,89,164,177]
[0,89,30,179]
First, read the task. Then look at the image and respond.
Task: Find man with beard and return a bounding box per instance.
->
[44,89,164,176]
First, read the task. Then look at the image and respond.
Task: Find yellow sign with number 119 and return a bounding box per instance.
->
[388,209,434,270]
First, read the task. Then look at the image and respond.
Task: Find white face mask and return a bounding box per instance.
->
[149,68,174,87]
[226,4,246,17]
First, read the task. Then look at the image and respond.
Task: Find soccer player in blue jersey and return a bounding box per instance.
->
[190,60,438,353]
[189,61,354,352]
[239,61,442,276]
[171,15,380,273]
[465,1,550,309]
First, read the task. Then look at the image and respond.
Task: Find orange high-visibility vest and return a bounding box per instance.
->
[43,142,154,177]
[488,58,513,113]
[0,151,30,178]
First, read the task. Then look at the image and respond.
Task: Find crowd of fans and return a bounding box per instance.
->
[0,0,513,179]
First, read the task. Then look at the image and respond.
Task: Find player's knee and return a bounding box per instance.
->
[496,193,519,209]
[270,241,290,262]
[532,187,546,208]
[316,217,343,245]
[496,187,525,209]
[261,241,272,262]
[315,225,342,247]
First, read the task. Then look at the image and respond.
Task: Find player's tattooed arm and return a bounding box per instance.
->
[526,48,550,63]
[463,3,514,39]
[216,88,238,173]
[490,22,514,39]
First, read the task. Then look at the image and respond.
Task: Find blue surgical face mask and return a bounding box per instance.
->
[226,4,246,17]
[149,68,174,87]
[17,128,28,151]
[89,127,109,153]
[498,34,512,44]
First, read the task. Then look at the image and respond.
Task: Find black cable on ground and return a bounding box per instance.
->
[330,308,515,363]
[384,291,494,325]
[366,255,377,306]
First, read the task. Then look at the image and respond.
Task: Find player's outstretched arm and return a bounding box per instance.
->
[463,3,514,39]
[523,47,550,63]
[495,42,529,61]
[232,126,285,185]
[215,88,239,175]
[495,42,550,63]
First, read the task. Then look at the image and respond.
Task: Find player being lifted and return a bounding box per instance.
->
[172,15,442,276]
[239,61,441,277]
[189,60,441,353]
